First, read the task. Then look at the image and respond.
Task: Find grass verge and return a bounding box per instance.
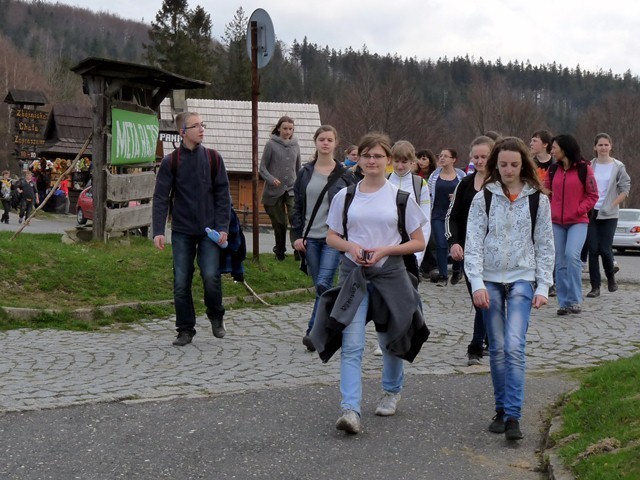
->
[0,232,314,329]
[553,352,640,480]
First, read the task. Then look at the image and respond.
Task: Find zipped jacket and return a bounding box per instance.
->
[464,182,555,298]
[590,158,631,220]
[543,161,598,225]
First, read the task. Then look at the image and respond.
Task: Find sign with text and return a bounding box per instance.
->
[110,108,159,165]
[11,107,49,158]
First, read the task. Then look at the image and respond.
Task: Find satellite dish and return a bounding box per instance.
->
[246,8,275,69]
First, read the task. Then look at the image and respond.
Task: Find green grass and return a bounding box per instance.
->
[553,353,640,480]
[0,232,314,329]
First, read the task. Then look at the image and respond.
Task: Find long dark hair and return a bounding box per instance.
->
[483,136,543,195]
[552,134,584,167]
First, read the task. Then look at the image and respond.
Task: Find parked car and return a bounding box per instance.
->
[612,208,640,252]
[76,186,141,225]
[76,186,94,225]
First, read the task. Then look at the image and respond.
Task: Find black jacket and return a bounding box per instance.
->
[291,159,355,241]
[152,143,231,237]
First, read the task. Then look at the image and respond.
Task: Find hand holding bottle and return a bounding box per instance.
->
[205,227,228,248]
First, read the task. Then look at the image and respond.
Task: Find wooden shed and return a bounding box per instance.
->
[159,98,322,225]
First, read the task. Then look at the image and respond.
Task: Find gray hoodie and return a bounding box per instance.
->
[259,134,301,205]
[590,158,631,220]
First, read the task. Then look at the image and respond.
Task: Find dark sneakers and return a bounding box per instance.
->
[504,417,524,440]
[210,317,226,338]
[586,287,600,298]
[488,409,506,433]
[607,276,618,292]
[450,270,462,285]
[548,285,557,297]
[172,330,194,346]
[302,335,316,352]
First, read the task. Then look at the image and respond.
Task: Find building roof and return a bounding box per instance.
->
[160,99,321,173]
[39,105,93,157]
[3,89,48,105]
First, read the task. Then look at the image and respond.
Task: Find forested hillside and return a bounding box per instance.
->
[1,0,638,205]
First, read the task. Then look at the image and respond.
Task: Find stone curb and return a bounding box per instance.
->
[542,388,581,480]
[0,287,314,321]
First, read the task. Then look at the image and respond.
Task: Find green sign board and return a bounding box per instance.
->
[111,108,159,165]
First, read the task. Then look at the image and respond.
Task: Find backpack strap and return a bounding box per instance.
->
[412,174,422,203]
[342,184,357,241]
[548,161,587,188]
[396,190,410,242]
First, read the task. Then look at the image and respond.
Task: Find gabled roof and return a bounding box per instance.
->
[160,99,321,173]
[39,105,93,156]
[3,89,48,105]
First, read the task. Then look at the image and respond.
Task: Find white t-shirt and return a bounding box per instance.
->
[593,162,614,210]
[327,180,427,267]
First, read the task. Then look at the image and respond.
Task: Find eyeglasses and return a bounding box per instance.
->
[360,154,387,160]
[184,123,206,130]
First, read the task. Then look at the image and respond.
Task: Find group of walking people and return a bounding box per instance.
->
[153,111,631,444]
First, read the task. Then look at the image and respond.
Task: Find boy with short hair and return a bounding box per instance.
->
[16,171,37,224]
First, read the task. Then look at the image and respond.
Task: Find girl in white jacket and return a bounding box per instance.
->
[464,137,554,442]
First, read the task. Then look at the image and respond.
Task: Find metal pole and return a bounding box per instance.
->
[251,20,260,261]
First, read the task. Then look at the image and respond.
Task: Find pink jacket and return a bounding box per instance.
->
[544,161,598,225]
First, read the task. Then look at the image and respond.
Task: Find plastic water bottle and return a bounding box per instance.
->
[205,227,228,248]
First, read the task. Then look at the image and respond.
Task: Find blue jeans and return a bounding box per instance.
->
[340,288,404,415]
[553,223,588,307]
[587,216,618,287]
[304,238,341,334]
[172,230,224,333]
[484,281,533,420]
[431,218,461,278]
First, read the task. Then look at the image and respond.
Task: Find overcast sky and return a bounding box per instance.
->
[48,0,640,77]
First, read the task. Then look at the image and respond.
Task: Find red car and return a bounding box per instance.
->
[76,186,94,225]
[76,186,142,225]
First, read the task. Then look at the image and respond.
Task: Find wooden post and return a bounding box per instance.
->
[90,82,108,241]
[251,20,260,261]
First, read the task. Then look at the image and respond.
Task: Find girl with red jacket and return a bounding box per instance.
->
[544,134,598,315]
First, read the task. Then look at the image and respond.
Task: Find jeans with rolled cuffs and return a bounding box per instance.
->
[553,223,588,307]
[484,280,533,420]
[340,285,404,415]
[303,238,341,334]
[172,230,225,334]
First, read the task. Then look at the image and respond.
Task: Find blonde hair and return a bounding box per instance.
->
[391,140,416,162]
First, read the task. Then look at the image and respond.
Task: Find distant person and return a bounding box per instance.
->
[31,158,51,207]
[16,171,37,224]
[415,149,438,278]
[310,132,429,435]
[484,130,502,142]
[530,129,557,297]
[585,133,630,298]
[152,111,231,347]
[58,174,70,215]
[1,170,12,224]
[428,148,465,286]
[343,145,358,167]
[292,125,355,351]
[530,129,554,184]
[446,135,494,365]
[465,137,554,441]
[545,134,598,315]
[259,115,301,261]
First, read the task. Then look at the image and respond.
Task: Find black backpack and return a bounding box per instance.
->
[342,184,420,282]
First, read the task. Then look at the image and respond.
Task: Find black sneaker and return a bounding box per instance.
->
[557,307,570,316]
[504,417,523,440]
[586,287,600,298]
[467,353,482,366]
[302,335,316,352]
[172,330,194,346]
[548,285,557,297]
[435,275,448,287]
[607,276,618,292]
[450,271,462,285]
[210,317,226,338]
[488,409,505,433]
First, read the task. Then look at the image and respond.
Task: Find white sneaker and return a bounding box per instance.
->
[375,391,401,416]
[373,345,383,356]
[336,409,361,434]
